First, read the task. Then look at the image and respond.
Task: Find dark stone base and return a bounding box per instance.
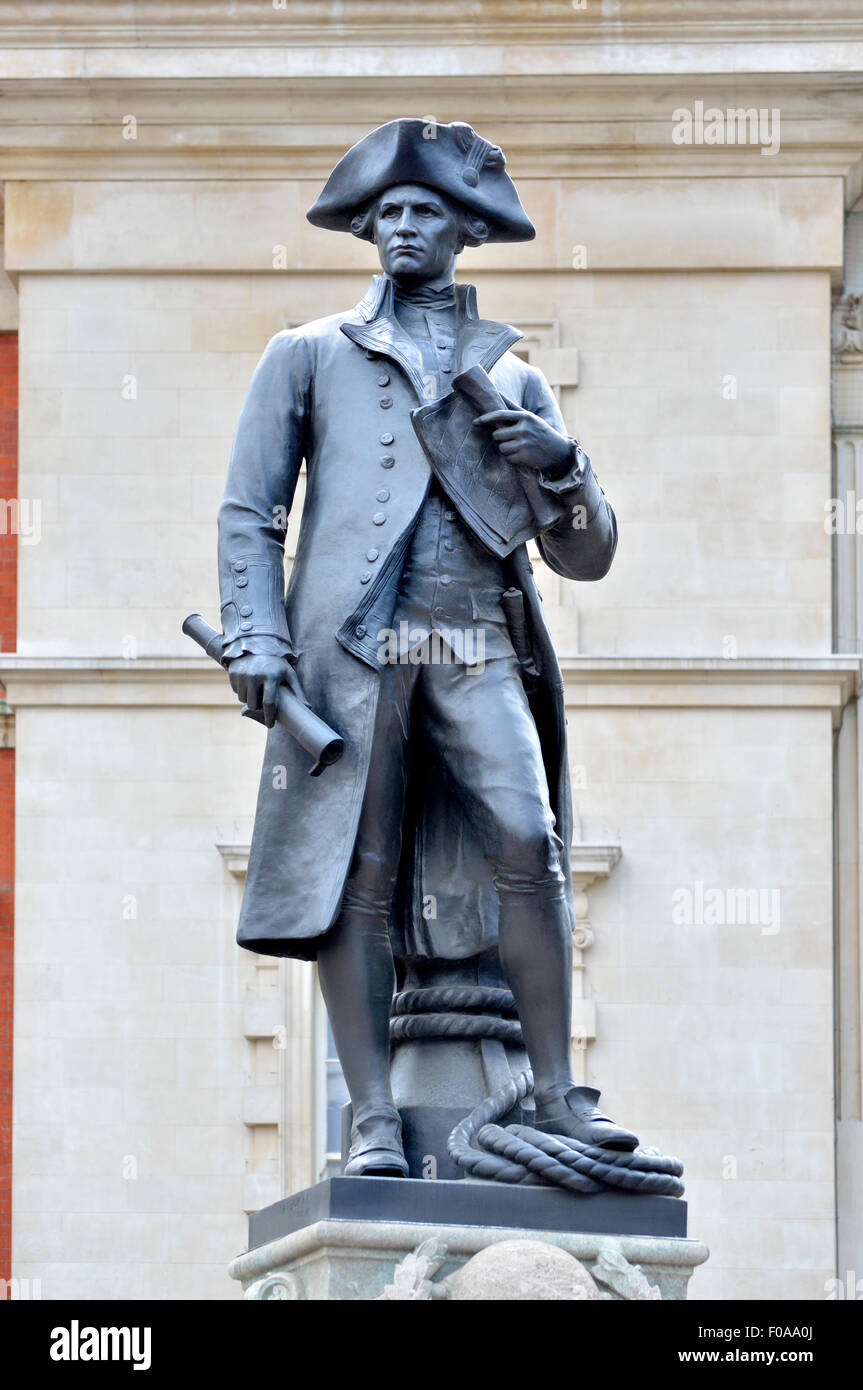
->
[247,1175,687,1252]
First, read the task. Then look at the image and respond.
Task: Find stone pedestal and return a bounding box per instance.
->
[228,1177,708,1300]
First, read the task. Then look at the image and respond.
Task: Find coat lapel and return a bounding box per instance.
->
[341,275,523,400]
[454,282,523,376]
[341,314,428,400]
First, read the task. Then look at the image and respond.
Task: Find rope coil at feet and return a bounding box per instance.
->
[448,1069,685,1197]
[392,988,685,1198]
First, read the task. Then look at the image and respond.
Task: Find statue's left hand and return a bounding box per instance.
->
[475,408,574,477]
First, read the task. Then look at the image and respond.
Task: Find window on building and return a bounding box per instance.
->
[314,982,349,1180]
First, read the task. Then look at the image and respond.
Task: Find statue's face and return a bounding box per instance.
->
[373,183,461,283]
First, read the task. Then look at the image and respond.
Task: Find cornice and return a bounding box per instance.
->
[216,840,251,879]
[569,841,622,885]
[0,655,858,726]
[1,72,862,188]
[560,654,861,728]
[2,2,863,60]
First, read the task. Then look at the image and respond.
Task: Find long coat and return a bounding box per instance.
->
[218,276,617,961]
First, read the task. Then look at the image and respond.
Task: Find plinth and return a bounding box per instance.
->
[229,1176,708,1300]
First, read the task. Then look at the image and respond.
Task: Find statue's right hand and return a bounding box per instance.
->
[227,654,303,729]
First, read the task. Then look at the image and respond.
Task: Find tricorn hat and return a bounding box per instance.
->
[306,118,536,244]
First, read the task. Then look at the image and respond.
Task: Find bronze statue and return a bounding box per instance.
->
[214,119,639,1178]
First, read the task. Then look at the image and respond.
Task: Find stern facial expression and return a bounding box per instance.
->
[373,183,462,287]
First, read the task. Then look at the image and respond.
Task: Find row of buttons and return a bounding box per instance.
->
[438,505,457,590]
[435,333,455,375]
[374,433,396,531]
[232,559,253,629]
[359,421,398,587]
[354,367,399,629]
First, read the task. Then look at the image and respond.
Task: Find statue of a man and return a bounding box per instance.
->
[218,119,637,1176]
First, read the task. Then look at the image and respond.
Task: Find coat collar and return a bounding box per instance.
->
[341,274,522,401]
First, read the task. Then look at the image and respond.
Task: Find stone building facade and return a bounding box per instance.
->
[1,1,862,1300]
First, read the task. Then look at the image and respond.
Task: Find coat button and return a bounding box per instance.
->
[440,574,452,586]
[233,559,247,572]
[356,624,367,638]
[240,605,253,616]
[373,511,387,525]
[444,541,454,551]
[360,571,372,584]
[379,397,393,409]
[367,548,380,562]
[444,509,455,521]
[380,455,395,469]
[380,432,394,445]
[377,373,390,387]
[376,488,390,503]
[236,575,248,587]
[240,621,253,631]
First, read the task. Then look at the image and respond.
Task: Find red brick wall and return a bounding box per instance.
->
[0,748,13,1288]
[0,331,17,1285]
[0,332,16,652]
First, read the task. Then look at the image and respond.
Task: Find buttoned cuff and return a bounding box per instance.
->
[539,441,604,520]
[220,556,293,663]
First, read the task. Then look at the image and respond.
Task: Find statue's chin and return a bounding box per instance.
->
[387,263,427,283]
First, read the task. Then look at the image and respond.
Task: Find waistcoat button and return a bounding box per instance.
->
[373,511,387,525]
[380,432,394,445]
[376,488,390,503]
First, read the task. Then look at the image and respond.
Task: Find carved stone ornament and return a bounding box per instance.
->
[377,1235,662,1301]
[832,293,863,362]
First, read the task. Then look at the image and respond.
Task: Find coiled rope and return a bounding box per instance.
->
[392,986,685,1198]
